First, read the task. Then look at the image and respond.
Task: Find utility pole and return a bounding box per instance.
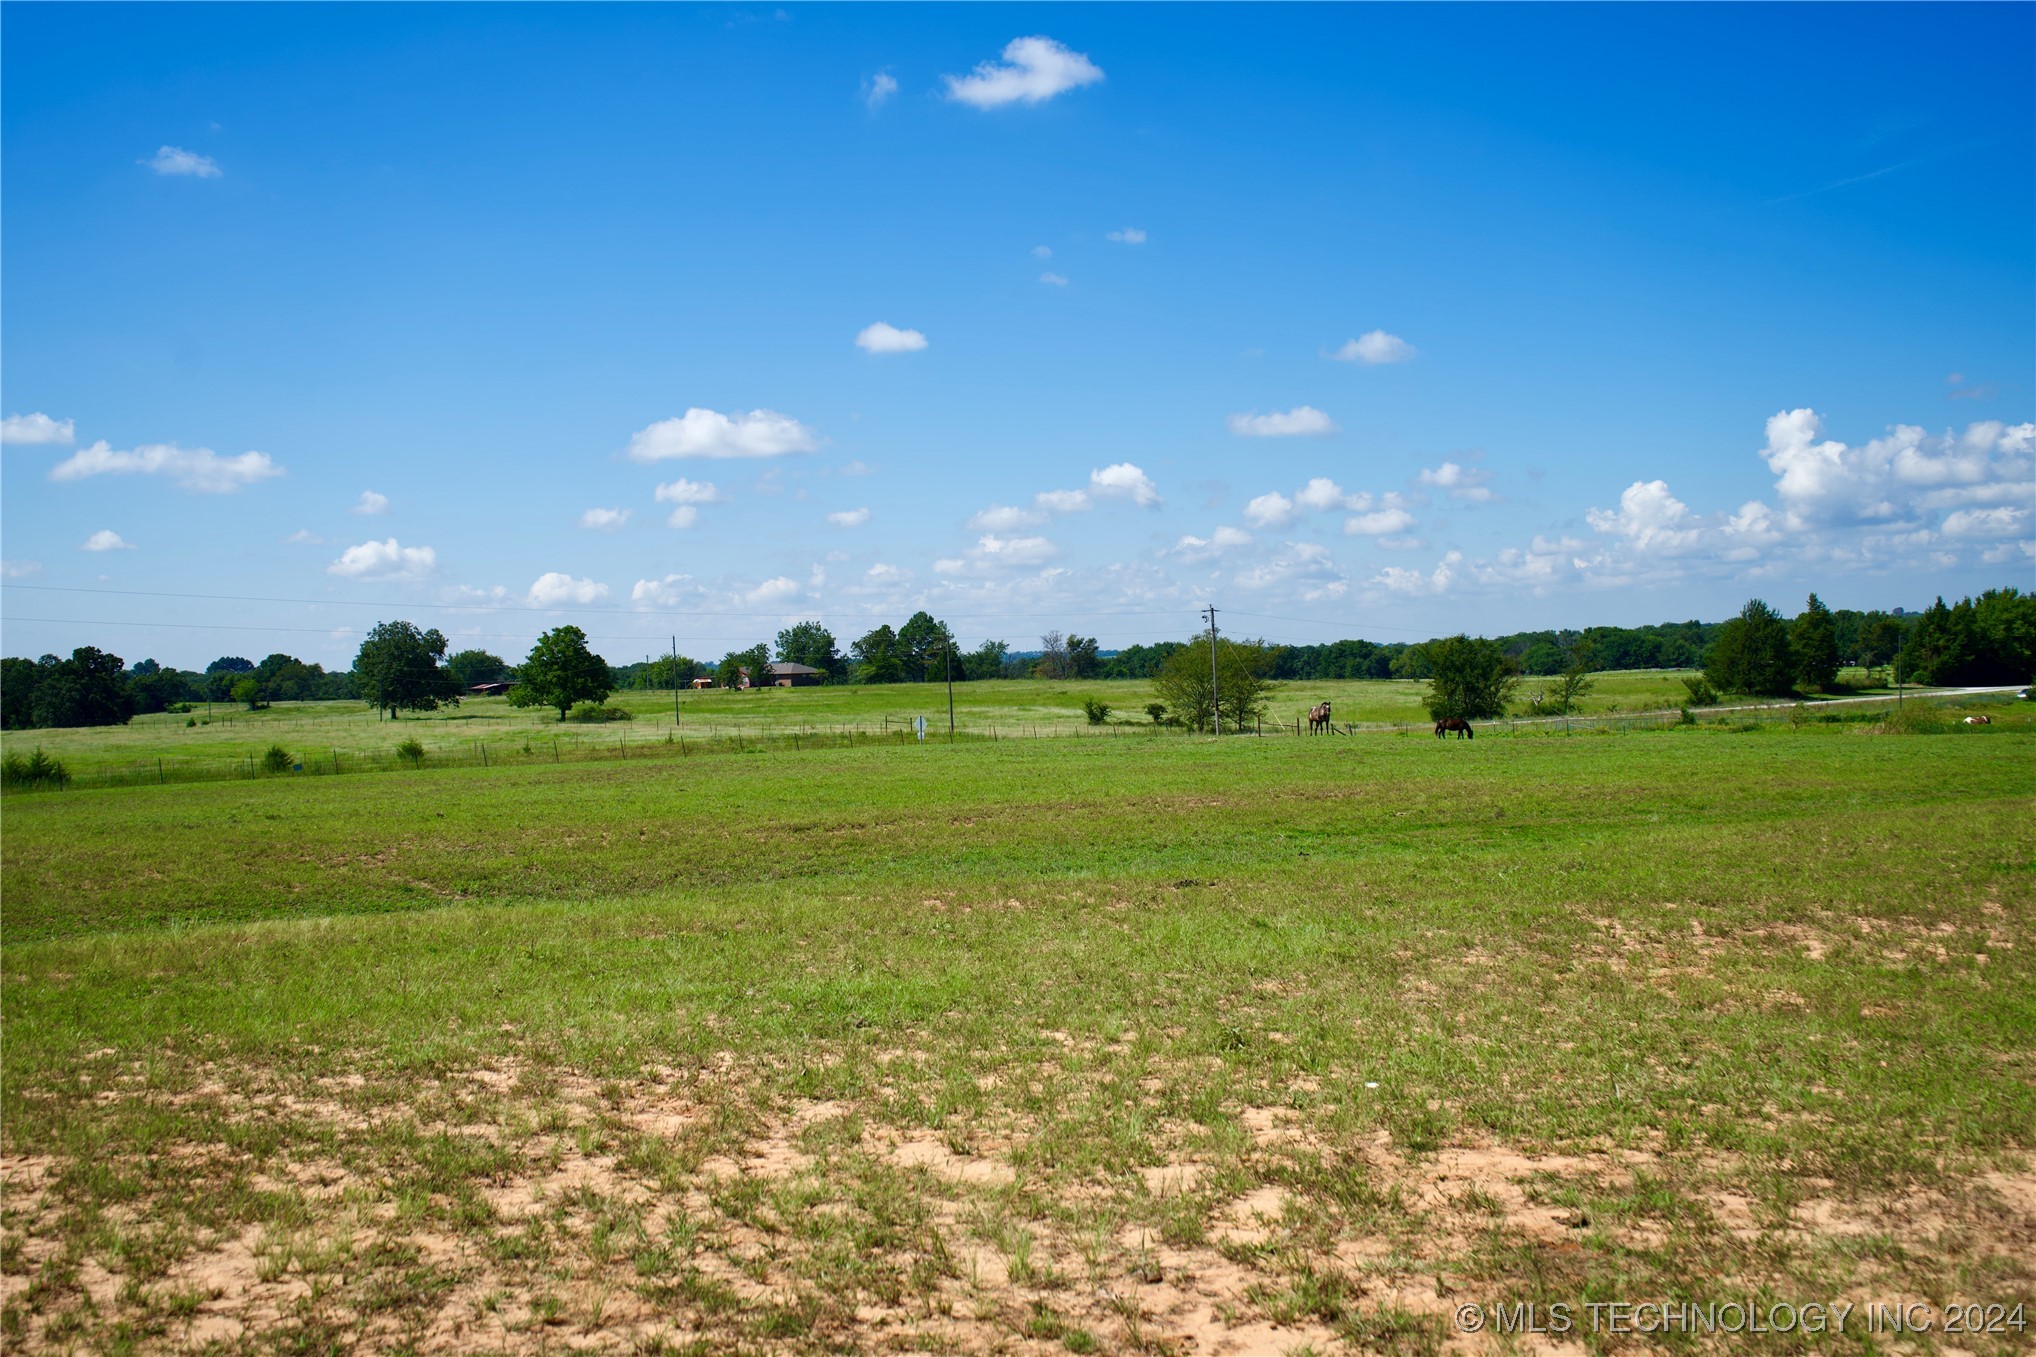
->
[1896,632,1904,709]
[1202,604,1221,735]
[672,636,682,724]
[945,639,955,738]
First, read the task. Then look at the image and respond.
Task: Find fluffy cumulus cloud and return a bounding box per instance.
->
[1758,409,2034,524]
[1090,462,1161,507]
[1243,491,1296,529]
[944,36,1104,108]
[1168,525,1253,562]
[1369,552,1463,598]
[143,146,221,178]
[968,504,1049,531]
[2,412,74,445]
[1227,406,1337,437]
[631,574,702,609]
[654,477,726,528]
[527,573,610,608]
[743,576,802,607]
[854,321,927,354]
[1417,461,1496,503]
[352,489,389,515]
[1295,477,1355,511]
[1035,488,1090,512]
[49,442,283,492]
[826,507,871,527]
[1345,507,1419,538]
[1331,330,1416,364]
[626,408,818,461]
[863,71,898,110]
[327,538,436,580]
[1586,480,1702,553]
[81,529,134,552]
[579,507,630,531]
[1106,227,1147,245]
[936,533,1059,574]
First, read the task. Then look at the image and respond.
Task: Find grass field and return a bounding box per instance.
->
[0,669,1939,789]
[3,695,2032,1353]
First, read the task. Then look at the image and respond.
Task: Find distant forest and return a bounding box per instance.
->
[4,589,2030,730]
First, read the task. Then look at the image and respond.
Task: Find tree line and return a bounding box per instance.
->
[5,590,2027,730]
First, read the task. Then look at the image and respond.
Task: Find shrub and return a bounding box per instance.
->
[1679,706,1696,725]
[185,716,198,728]
[1081,697,1111,725]
[395,737,426,766]
[261,744,293,774]
[1145,702,1168,725]
[568,702,632,722]
[1682,675,1719,707]
[1,749,68,791]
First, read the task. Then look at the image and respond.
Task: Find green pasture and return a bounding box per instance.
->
[3,697,2031,1352]
[0,668,1928,786]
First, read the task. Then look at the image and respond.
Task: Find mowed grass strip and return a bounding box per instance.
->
[2,715,2032,1353]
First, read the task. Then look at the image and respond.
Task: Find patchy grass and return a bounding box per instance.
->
[2,702,2032,1352]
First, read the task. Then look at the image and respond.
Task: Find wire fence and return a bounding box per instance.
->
[2,689,2004,796]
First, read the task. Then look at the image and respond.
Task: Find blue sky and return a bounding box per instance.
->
[4,3,2031,670]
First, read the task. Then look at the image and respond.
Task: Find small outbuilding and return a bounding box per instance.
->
[739,663,825,688]
[469,681,515,697]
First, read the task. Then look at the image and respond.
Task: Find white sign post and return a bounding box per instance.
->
[914,716,927,742]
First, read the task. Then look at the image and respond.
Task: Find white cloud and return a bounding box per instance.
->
[1169,525,1253,562]
[626,408,819,461]
[49,441,283,492]
[631,574,701,608]
[1031,245,1053,259]
[1759,409,2036,526]
[944,36,1104,108]
[1332,330,1416,364]
[1295,477,1355,511]
[654,477,726,529]
[143,145,221,178]
[283,528,323,545]
[855,321,928,354]
[1227,406,1337,438]
[1417,461,1496,503]
[1586,480,1702,553]
[1090,462,1161,507]
[1039,271,1069,287]
[827,507,871,527]
[969,504,1046,532]
[1369,551,1463,597]
[352,489,390,515]
[2,412,74,445]
[1,559,43,578]
[1344,507,1419,537]
[864,71,898,110]
[1941,505,2028,538]
[527,573,611,608]
[1106,227,1147,245]
[1235,541,1350,602]
[744,576,802,606]
[579,507,631,531]
[327,538,436,579]
[1242,491,1296,529]
[81,529,134,552]
[838,459,874,476]
[1035,488,1090,512]
[941,532,1061,575]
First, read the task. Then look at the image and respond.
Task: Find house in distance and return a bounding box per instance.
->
[740,663,824,689]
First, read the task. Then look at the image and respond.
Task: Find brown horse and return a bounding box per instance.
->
[1434,717,1473,740]
[1308,701,1332,733]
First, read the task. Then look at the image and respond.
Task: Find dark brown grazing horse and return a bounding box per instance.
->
[1308,701,1332,733]
[1434,717,1473,740]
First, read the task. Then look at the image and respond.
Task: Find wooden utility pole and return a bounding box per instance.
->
[1202,605,1221,735]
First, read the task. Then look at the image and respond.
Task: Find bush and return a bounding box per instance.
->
[1081,697,1111,725]
[1,749,68,791]
[1145,702,1167,725]
[395,737,426,766]
[1682,675,1719,707]
[185,716,198,728]
[261,744,293,774]
[568,702,632,722]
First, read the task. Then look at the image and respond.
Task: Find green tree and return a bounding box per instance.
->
[231,676,265,710]
[1423,635,1519,721]
[896,611,953,682]
[1389,644,1433,681]
[775,621,842,678]
[511,626,613,719]
[734,644,773,689]
[1066,634,1102,679]
[1705,599,1795,696]
[1542,641,1596,715]
[960,639,1009,681]
[447,649,509,690]
[1790,594,1841,691]
[1034,631,1071,680]
[25,648,137,729]
[851,625,904,684]
[1150,637,1282,733]
[353,622,462,719]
